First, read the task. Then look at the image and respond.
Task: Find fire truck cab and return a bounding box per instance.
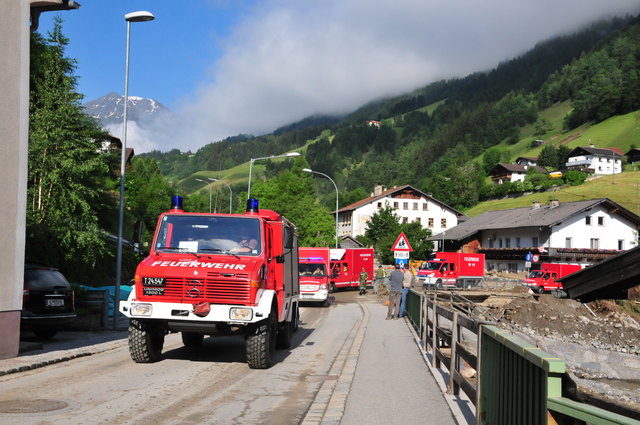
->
[120,197,300,369]
[298,247,330,305]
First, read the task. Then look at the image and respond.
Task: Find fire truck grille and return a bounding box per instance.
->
[142,272,251,304]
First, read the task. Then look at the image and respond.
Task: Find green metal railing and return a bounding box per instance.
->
[406,290,640,425]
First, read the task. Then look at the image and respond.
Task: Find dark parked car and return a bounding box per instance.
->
[22,264,76,339]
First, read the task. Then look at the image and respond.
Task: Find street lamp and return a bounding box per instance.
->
[195,178,213,213]
[303,168,339,249]
[114,10,154,330]
[247,152,300,199]
[209,178,233,213]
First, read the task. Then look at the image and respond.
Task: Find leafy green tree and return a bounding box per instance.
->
[27,18,113,278]
[399,221,433,261]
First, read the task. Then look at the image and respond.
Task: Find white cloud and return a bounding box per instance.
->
[136,0,640,152]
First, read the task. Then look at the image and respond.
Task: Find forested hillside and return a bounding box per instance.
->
[146,14,640,213]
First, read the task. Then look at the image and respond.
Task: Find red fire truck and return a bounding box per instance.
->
[417,252,485,289]
[522,263,583,293]
[328,248,374,291]
[120,197,300,369]
[298,247,330,305]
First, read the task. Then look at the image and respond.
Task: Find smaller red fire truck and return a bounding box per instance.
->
[522,263,583,293]
[328,248,374,292]
[417,252,485,289]
[120,197,299,369]
[298,247,330,305]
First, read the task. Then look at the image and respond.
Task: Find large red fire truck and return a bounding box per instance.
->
[417,252,485,289]
[298,247,330,305]
[120,197,300,369]
[328,248,374,291]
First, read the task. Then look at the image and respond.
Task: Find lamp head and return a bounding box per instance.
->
[286,152,300,157]
[125,11,155,22]
[302,168,312,173]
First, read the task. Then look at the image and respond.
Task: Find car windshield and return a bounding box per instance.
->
[528,271,544,278]
[299,264,326,277]
[25,268,71,290]
[419,261,443,271]
[154,215,261,256]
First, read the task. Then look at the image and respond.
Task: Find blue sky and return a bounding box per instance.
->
[36,0,640,153]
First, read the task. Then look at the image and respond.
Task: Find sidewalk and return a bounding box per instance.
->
[303,295,471,425]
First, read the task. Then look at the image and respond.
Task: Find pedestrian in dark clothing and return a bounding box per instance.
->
[358,267,368,295]
[386,264,403,319]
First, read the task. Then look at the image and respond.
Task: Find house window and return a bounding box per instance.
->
[440,218,447,228]
[403,202,408,210]
[377,202,382,208]
[415,217,421,223]
[590,238,599,249]
[516,237,521,248]
[505,238,511,248]
[532,237,538,247]
[499,239,503,248]
[428,218,434,228]
[597,216,604,226]
[585,216,591,226]
[393,202,398,209]
[423,203,428,211]
[508,264,518,273]
[413,202,418,210]
[618,240,624,250]
[488,238,494,248]
[402,217,408,223]
[565,237,572,248]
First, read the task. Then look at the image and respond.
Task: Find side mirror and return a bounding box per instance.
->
[283,226,295,249]
[275,255,285,264]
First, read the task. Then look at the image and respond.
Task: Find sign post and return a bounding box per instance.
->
[391,232,413,267]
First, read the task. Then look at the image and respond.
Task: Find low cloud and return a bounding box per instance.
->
[131,0,640,152]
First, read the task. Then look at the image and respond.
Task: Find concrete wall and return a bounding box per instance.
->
[0,1,29,359]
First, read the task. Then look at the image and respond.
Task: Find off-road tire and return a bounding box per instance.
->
[436,279,443,289]
[181,332,204,347]
[276,319,293,349]
[128,319,164,363]
[246,314,277,369]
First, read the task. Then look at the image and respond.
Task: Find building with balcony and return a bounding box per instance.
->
[565,146,623,175]
[431,198,640,273]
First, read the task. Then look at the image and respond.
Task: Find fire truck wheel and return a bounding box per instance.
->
[246,314,277,369]
[534,286,546,294]
[181,332,204,347]
[435,279,443,289]
[292,304,300,332]
[329,283,336,293]
[276,319,293,349]
[128,319,164,363]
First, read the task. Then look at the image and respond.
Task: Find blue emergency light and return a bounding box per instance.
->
[246,198,259,213]
[171,195,184,211]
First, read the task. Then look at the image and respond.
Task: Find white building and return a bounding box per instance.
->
[435,198,640,273]
[565,146,623,175]
[336,185,465,239]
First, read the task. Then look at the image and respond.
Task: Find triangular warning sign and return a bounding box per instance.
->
[391,232,413,251]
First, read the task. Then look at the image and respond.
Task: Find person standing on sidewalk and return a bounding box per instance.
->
[386,264,403,319]
[373,265,386,295]
[358,267,369,295]
[398,266,413,317]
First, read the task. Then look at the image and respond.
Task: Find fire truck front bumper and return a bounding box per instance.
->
[120,291,275,325]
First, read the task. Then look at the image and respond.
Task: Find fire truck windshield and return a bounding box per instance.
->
[154,215,261,256]
[299,264,326,277]
[419,261,442,271]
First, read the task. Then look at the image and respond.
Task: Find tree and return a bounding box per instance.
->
[27,18,114,279]
[361,205,401,263]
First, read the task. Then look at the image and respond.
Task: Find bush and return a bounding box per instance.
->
[563,170,587,186]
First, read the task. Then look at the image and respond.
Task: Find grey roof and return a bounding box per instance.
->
[432,198,640,242]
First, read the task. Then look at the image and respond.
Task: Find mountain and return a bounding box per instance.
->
[83,92,172,127]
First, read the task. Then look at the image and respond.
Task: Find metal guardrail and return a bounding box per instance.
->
[405,289,640,425]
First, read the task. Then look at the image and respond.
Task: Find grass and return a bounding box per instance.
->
[464,171,640,217]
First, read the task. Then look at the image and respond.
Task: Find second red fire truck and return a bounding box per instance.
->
[328,248,374,292]
[298,247,330,305]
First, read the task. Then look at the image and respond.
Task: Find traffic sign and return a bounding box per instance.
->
[394,251,410,259]
[532,254,540,263]
[525,253,533,262]
[391,232,413,251]
[395,258,406,267]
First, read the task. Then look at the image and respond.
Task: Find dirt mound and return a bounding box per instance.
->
[499,295,640,354]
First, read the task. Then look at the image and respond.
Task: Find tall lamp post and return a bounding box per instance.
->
[195,178,213,212]
[303,168,339,249]
[114,10,154,330]
[247,152,300,199]
[209,178,233,213]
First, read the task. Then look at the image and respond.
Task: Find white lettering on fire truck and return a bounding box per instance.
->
[151,260,246,270]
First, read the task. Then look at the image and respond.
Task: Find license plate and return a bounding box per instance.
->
[45,298,64,307]
[300,293,312,298]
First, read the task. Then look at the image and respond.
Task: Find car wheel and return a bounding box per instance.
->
[33,328,58,339]
[128,319,165,363]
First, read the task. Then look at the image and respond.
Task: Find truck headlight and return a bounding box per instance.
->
[320,284,327,290]
[130,303,153,316]
[230,308,253,321]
